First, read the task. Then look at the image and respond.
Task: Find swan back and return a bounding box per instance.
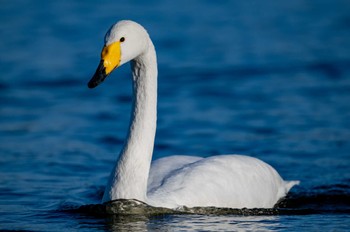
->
[147,155,297,209]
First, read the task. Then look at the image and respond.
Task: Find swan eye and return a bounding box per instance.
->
[120,37,125,42]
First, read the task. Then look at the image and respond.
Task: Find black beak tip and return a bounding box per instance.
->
[88,81,98,89]
[88,60,107,89]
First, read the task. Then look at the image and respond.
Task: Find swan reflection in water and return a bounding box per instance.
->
[106,215,280,232]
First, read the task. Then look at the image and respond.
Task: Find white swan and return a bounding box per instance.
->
[88,20,299,209]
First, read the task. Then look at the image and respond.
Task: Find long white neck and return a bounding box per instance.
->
[102,41,157,203]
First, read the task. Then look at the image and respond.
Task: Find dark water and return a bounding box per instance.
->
[1,0,350,231]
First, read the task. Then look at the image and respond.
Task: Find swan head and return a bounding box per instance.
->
[88,20,150,88]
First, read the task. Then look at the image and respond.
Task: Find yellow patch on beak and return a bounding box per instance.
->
[101,41,121,75]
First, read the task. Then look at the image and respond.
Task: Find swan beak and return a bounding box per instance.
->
[88,41,121,88]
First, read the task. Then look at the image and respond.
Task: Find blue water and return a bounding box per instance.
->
[1,0,350,231]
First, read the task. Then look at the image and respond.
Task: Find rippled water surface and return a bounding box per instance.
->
[1,0,350,231]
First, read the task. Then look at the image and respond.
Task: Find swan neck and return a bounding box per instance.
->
[102,41,157,203]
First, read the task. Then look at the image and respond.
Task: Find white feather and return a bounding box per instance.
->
[98,20,299,208]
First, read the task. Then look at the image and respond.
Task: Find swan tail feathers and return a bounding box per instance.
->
[285,180,300,192]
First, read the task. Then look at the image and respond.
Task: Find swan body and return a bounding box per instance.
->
[88,20,299,209]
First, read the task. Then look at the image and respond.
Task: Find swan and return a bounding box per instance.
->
[88,20,299,209]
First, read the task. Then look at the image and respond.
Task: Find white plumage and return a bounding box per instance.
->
[88,20,299,209]
[148,155,298,208]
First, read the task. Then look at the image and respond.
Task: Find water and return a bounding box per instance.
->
[1,0,350,231]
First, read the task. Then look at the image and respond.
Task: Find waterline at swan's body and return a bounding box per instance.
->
[88,20,299,209]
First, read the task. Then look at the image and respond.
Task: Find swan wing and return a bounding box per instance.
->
[148,155,203,193]
[147,155,297,208]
